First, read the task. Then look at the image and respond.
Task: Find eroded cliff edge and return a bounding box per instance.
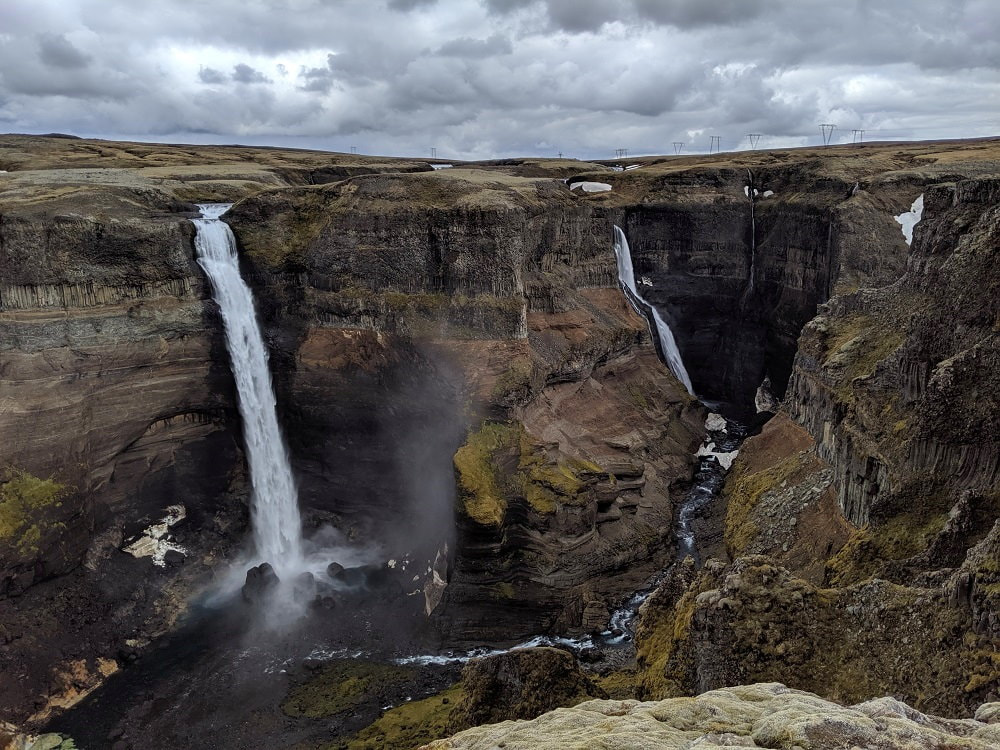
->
[631,174,1000,715]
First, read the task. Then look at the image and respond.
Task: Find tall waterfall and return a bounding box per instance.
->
[193,204,303,574]
[612,225,694,394]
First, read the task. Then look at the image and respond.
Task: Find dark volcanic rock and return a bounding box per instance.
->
[448,647,606,731]
[242,563,279,604]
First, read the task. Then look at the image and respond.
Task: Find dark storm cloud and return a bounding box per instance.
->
[37,33,91,69]
[0,0,997,158]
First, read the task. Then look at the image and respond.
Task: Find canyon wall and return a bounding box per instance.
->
[632,171,1000,715]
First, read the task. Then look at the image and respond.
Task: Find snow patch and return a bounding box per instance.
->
[696,442,739,471]
[894,194,924,246]
[430,163,453,170]
[570,181,612,193]
[625,164,640,170]
[705,413,727,432]
[762,189,774,198]
[124,504,187,566]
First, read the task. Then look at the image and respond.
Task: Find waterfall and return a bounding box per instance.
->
[192,204,303,575]
[612,225,694,394]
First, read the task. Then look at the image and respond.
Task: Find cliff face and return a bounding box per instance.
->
[226,170,706,642]
[5,136,1000,733]
[632,171,1000,715]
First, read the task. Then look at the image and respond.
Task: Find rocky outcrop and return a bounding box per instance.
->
[422,682,1000,749]
[447,647,605,730]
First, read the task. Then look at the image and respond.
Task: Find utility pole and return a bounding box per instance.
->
[709,135,721,153]
[672,141,684,155]
[852,129,866,144]
[820,124,837,146]
[747,133,761,149]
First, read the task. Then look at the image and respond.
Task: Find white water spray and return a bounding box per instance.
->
[193,204,303,575]
[613,225,694,394]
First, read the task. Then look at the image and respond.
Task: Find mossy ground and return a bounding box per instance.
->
[723,450,816,556]
[0,468,67,557]
[453,421,604,526]
[282,661,414,719]
[335,684,464,750]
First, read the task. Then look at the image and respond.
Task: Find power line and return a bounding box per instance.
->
[709,135,721,153]
[672,141,684,155]
[747,133,762,149]
[820,124,837,145]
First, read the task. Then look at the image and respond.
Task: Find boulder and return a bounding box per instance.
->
[241,563,279,604]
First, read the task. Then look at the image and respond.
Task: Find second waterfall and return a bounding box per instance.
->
[193,204,303,575]
[612,225,694,394]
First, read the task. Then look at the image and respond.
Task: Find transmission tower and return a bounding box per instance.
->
[852,129,866,144]
[430,147,437,158]
[820,124,837,146]
[709,135,721,153]
[747,133,762,149]
[672,142,684,155]
[350,145,357,155]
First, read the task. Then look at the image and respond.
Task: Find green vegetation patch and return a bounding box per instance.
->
[282,661,414,719]
[0,468,68,556]
[723,451,814,556]
[340,684,464,750]
[453,421,604,525]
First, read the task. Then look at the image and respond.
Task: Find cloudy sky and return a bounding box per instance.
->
[1,0,997,159]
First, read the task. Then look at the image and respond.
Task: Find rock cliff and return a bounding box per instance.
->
[630,164,1000,715]
[422,682,1000,749]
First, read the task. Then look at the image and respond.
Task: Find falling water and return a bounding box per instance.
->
[193,204,303,575]
[612,225,694,394]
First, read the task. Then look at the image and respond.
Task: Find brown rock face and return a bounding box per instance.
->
[227,171,706,641]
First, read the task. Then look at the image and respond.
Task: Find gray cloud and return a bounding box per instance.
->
[198,67,228,84]
[37,33,91,69]
[232,63,272,84]
[437,34,512,58]
[0,0,995,159]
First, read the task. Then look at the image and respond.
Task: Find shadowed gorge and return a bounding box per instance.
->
[2,135,1000,749]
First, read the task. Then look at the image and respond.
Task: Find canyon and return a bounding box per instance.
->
[1,134,999,748]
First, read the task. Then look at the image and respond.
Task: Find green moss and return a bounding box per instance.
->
[826,511,949,586]
[723,452,811,556]
[454,421,604,524]
[282,661,414,719]
[821,314,905,399]
[0,468,67,556]
[340,684,464,750]
[635,587,698,699]
[453,422,519,526]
